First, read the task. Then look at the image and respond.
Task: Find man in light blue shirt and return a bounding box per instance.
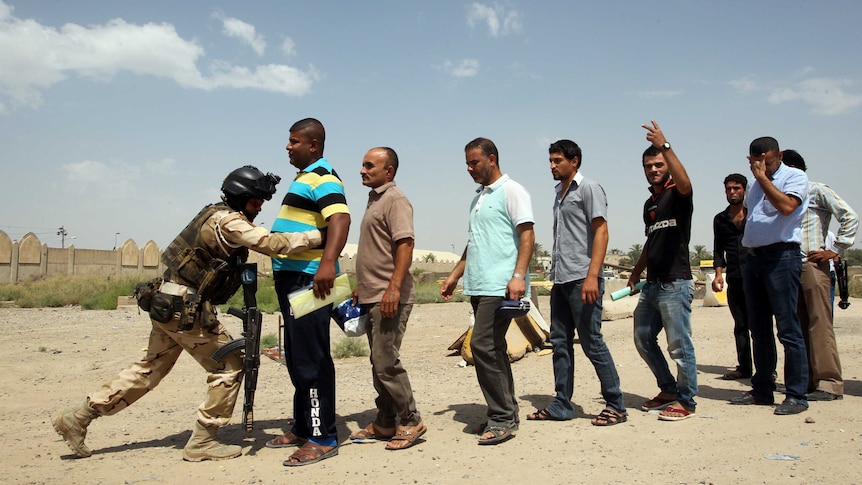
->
[441,137,534,446]
[730,136,810,415]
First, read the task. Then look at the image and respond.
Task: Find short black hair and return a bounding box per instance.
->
[782,149,807,172]
[749,136,779,156]
[549,140,582,168]
[723,173,748,190]
[642,145,662,164]
[290,118,326,150]
[465,137,499,165]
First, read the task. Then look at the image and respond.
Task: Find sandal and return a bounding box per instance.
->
[526,408,566,421]
[385,423,427,450]
[658,405,695,421]
[349,422,396,443]
[590,408,628,426]
[265,431,307,448]
[641,394,676,411]
[283,442,338,467]
[477,425,517,446]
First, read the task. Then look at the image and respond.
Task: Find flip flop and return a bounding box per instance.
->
[657,405,696,421]
[265,431,307,448]
[385,423,427,450]
[283,442,338,467]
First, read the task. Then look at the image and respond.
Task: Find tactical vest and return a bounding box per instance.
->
[161,203,249,305]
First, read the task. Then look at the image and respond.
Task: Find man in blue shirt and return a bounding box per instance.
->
[729,136,810,415]
[525,139,626,426]
[441,137,534,445]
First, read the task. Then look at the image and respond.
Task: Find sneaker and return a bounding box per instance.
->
[774,398,808,415]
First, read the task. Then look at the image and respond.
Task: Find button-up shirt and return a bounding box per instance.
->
[800,180,858,257]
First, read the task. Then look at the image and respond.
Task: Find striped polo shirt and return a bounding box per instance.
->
[271,157,349,274]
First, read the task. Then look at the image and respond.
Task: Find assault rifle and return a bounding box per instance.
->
[211,262,262,433]
[836,259,851,310]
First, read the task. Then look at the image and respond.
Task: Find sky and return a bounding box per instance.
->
[2,1,861,257]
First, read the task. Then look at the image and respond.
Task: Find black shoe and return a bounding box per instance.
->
[729,392,773,406]
[721,368,752,380]
[774,398,808,415]
[805,390,843,401]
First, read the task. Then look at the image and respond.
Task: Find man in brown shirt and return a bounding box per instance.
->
[348,147,425,450]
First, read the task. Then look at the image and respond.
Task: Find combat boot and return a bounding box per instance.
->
[52,399,99,458]
[182,421,242,462]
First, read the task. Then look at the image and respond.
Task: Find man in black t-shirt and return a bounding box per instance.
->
[628,120,698,422]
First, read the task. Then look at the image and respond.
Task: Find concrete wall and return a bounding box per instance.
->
[0,231,162,283]
[0,230,458,284]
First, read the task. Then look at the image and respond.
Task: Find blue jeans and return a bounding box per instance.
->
[548,279,625,417]
[743,248,809,402]
[633,279,697,410]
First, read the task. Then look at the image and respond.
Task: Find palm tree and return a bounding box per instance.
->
[622,243,643,267]
[690,244,712,266]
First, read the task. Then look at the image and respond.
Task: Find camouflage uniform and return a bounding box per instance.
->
[55,203,321,458]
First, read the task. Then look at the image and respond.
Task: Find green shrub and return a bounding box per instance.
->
[221,276,280,313]
[0,275,140,309]
[332,337,368,359]
[414,281,468,303]
[260,333,278,349]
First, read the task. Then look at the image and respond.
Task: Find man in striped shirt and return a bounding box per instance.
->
[267,118,350,466]
[781,150,857,402]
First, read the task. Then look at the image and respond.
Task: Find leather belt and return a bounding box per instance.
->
[747,242,799,256]
[647,276,691,283]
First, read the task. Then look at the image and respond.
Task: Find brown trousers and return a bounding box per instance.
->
[798,261,843,395]
[87,314,244,427]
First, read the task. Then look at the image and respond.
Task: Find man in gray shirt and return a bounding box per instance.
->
[526,140,626,426]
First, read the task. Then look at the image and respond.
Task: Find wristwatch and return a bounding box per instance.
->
[660,142,671,151]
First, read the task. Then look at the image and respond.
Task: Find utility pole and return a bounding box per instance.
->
[57,226,68,249]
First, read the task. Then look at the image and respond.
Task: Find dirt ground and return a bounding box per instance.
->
[4,295,862,484]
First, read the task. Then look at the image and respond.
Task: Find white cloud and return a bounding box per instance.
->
[208,61,319,93]
[767,78,862,116]
[467,2,521,37]
[731,74,862,116]
[0,4,316,113]
[62,159,141,198]
[281,37,297,56]
[729,75,759,93]
[213,11,266,56]
[440,59,479,78]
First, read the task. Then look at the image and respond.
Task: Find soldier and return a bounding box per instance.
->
[52,165,323,461]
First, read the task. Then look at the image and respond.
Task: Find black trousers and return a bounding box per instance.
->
[275,272,337,443]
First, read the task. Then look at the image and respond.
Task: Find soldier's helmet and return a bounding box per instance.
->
[221,165,281,202]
